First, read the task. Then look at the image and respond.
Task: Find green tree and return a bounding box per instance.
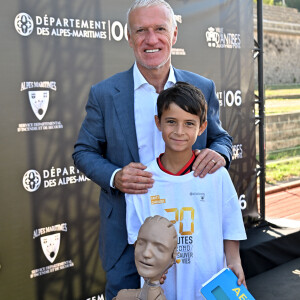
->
[253,0,275,5]
[286,0,300,11]
[254,0,300,11]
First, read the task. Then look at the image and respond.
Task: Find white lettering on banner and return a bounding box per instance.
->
[171,48,186,55]
[20,81,57,91]
[22,166,90,192]
[30,260,74,278]
[35,15,107,30]
[110,21,127,41]
[206,27,241,49]
[217,90,242,108]
[239,194,247,210]
[33,223,68,239]
[17,121,63,132]
[232,144,243,160]
[175,15,182,23]
[86,295,105,300]
[43,166,78,178]
[14,13,185,55]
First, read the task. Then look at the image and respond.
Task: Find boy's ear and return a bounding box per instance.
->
[198,120,207,136]
[154,115,161,131]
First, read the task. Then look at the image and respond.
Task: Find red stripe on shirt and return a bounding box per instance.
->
[157,151,196,176]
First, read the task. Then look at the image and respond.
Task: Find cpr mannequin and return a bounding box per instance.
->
[113,215,178,300]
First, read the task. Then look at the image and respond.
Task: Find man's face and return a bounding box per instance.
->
[135,221,175,281]
[127,5,177,72]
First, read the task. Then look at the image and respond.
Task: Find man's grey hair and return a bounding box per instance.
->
[127,0,177,33]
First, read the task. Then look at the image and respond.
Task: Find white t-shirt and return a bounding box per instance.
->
[125,160,246,300]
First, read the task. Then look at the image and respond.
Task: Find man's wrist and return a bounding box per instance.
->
[110,168,121,188]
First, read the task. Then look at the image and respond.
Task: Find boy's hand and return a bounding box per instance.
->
[228,263,247,288]
[193,149,226,178]
[114,162,154,194]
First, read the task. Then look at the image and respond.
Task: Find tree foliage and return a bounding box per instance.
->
[286,0,300,11]
[253,0,274,5]
[254,0,300,11]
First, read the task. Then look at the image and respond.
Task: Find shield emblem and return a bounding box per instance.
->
[40,233,60,263]
[28,90,49,120]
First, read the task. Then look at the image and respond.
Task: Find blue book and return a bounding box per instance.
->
[201,268,255,300]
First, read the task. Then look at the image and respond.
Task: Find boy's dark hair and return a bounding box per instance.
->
[157,81,207,125]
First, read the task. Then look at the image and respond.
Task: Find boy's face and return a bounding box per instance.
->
[135,221,175,281]
[155,103,207,154]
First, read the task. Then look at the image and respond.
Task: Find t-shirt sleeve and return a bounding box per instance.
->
[125,193,143,244]
[221,171,247,241]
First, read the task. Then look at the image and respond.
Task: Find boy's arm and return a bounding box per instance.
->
[224,240,247,288]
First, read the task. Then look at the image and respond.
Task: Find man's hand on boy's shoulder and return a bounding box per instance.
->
[192,149,226,178]
[114,162,154,194]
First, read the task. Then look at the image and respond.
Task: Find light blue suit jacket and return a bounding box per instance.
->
[73,66,232,271]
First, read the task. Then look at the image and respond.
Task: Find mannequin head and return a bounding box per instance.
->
[134,215,178,282]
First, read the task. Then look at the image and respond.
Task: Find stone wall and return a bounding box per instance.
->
[256,112,300,153]
[253,5,300,85]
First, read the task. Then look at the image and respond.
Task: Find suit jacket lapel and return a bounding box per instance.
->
[112,67,140,163]
[111,67,185,164]
[174,67,187,82]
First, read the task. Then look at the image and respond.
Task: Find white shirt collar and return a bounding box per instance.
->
[133,62,176,91]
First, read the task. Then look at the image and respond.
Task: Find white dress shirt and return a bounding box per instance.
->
[133,63,176,164]
[110,63,176,187]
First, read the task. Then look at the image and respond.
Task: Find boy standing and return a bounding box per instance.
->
[125,82,246,299]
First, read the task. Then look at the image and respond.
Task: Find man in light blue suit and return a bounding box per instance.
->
[73,0,232,299]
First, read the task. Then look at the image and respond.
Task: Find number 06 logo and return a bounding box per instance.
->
[165,207,194,235]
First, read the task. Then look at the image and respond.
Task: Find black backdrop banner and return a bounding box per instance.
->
[0,0,256,299]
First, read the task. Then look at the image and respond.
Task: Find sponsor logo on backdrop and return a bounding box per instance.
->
[22,166,90,192]
[172,15,186,56]
[86,295,105,300]
[14,13,185,55]
[28,90,49,120]
[41,233,60,263]
[232,144,243,160]
[217,90,242,108]
[18,81,63,132]
[238,194,247,210]
[30,223,74,278]
[206,27,241,49]
[15,13,34,36]
[23,170,42,192]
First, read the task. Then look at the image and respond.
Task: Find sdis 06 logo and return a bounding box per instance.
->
[217,90,242,108]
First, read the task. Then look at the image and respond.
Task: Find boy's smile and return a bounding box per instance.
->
[155,103,207,156]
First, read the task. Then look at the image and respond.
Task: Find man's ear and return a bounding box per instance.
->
[172,26,178,46]
[198,120,207,136]
[127,32,133,48]
[155,115,161,131]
